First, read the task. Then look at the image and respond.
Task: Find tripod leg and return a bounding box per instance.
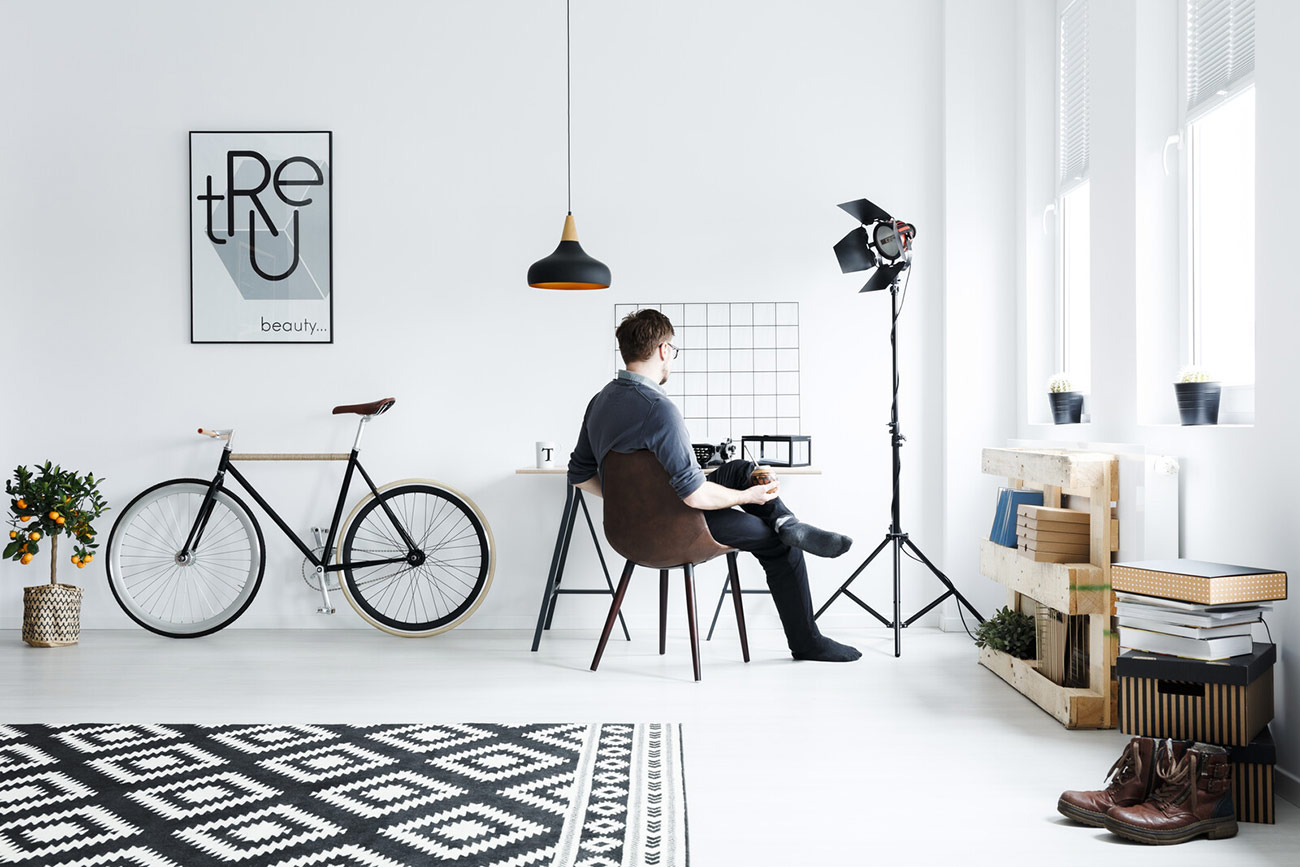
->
[814,535,891,620]
[902,537,984,624]
[893,537,902,658]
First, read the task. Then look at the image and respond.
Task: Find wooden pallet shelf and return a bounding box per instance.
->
[979,447,1119,729]
[978,540,1107,616]
[979,646,1110,729]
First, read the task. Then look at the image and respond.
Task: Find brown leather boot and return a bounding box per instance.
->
[1104,743,1238,845]
[1058,736,1167,826]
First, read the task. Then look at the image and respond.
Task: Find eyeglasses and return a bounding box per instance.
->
[663,342,679,359]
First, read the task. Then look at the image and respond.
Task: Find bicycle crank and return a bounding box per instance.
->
[300,547,340,593]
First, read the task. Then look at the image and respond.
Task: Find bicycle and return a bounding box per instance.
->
[105,398,495,638]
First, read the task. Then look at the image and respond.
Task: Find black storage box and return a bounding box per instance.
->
[1117,643,1275,747]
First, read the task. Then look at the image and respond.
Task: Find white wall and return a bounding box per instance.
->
[941,0,1020,628]
[1012,0,1300,801]
[0,1,951,638]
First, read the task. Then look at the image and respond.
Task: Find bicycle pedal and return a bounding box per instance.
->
[316,607,336,615]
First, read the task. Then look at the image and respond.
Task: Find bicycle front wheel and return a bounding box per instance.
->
[339,480,494,636]
[105,479,265,638]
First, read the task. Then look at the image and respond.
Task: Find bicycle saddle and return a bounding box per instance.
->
[332,397,396,416]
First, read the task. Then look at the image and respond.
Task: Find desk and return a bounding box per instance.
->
[518,465,823,650]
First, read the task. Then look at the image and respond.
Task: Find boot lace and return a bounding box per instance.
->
[1103,740,1142,793]
[1147,741,1193,809]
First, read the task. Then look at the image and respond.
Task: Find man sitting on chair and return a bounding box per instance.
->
[567,309,860,662]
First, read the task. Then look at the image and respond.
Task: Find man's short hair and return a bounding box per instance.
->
[615,309,674,364]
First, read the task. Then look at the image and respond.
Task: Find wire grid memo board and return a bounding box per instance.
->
[614,303,802,444]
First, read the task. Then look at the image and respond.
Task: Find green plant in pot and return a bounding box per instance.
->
[1047,372,1083,424]
[974,606,1036,660]
[5,463,108,647]
[1174,364,1220,425]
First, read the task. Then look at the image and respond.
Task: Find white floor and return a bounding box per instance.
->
[2,626,1295,866]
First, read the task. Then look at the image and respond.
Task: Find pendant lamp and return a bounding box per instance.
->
[528,0,610,290]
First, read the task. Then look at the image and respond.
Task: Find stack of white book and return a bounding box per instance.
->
[1116,592,1267,660]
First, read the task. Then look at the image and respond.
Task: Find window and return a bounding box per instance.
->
[1183,0,1255,389]
[1188,88,1254,385]
[1056,0,1090,393]
[1060,182,1091,393]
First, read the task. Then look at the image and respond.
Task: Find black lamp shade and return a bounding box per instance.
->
[833,227,876,274]
[528,214,611,290]
[861,262,906,293]
[837,197,892,225]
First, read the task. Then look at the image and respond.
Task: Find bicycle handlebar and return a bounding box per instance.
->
[198,428,233,440]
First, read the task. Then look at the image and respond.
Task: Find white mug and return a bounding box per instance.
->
[535,441,558,469]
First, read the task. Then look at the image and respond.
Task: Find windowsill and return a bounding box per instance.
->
[1138,422,1255,429]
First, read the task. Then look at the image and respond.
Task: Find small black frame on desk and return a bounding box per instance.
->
[741,435,811,467]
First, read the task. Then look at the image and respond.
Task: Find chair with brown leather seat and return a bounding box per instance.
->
[590,450,749,680]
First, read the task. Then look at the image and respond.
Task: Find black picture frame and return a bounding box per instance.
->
[189,130,333,344]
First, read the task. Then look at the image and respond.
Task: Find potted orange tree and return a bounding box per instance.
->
[5,462,108,646]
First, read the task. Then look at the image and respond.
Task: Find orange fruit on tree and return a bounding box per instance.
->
[20,516,30,522]
[83,554,94,564]
[20,553,33,565]
[49,511,59,520]
[16,500,26,509]
[7,531,15,539]
[56,516,65,525]
[30,531,40,541]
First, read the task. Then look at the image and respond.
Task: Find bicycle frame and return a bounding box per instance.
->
[179,427,423,611]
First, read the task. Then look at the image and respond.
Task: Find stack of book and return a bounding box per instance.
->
[1114,592,1267,660]
[1113,560,1286,660]
[1015,505,1090,563]
[988,488,1043,548]
[1114,559,1287,824]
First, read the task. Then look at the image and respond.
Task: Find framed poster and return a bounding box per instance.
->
[190,131,332,343]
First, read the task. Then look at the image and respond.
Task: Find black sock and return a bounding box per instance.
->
[777,520,853,558]
[792,634,862,662]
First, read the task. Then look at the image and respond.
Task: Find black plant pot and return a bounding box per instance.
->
[1174,381,1221,425]
[1048,391,1084,424]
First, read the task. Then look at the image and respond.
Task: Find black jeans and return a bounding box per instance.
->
[701,460,821,651]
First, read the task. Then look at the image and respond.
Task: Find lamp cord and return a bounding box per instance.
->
[566,0,572,215]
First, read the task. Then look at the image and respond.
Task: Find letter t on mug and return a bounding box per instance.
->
[535,442,558,469]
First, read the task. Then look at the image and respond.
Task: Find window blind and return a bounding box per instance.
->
[1186,0,1255,115]
[1058,0,1089,186]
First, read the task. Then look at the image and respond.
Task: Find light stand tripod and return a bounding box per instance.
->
[813,263,983,656]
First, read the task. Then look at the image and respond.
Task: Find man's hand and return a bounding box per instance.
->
[739,479,780,506]
[683,479,778,510]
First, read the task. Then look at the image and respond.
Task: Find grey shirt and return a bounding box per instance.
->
[567,370,706,499]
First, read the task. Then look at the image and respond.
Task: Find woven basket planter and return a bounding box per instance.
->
[22,583,83,647]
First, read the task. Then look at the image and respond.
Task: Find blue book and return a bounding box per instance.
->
[990,488,1044,548]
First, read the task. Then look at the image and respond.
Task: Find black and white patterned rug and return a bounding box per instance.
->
[0,723,687,866]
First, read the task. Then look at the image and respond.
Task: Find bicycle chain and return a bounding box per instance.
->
[303,546,421,592]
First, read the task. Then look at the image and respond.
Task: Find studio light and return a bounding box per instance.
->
[816,195,983,657]
[832,197,916,294]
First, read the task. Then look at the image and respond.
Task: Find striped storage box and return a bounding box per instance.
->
[1229,728,1277,824]
[1117,643,1274,747]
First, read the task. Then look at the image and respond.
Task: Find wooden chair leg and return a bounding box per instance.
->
[592,561,635,671]
[659,570,669,655]
[683,563,701,681]
[726,552,750,663]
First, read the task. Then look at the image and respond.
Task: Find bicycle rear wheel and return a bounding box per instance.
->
[105,479,265,637]
[338,480,494,636]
